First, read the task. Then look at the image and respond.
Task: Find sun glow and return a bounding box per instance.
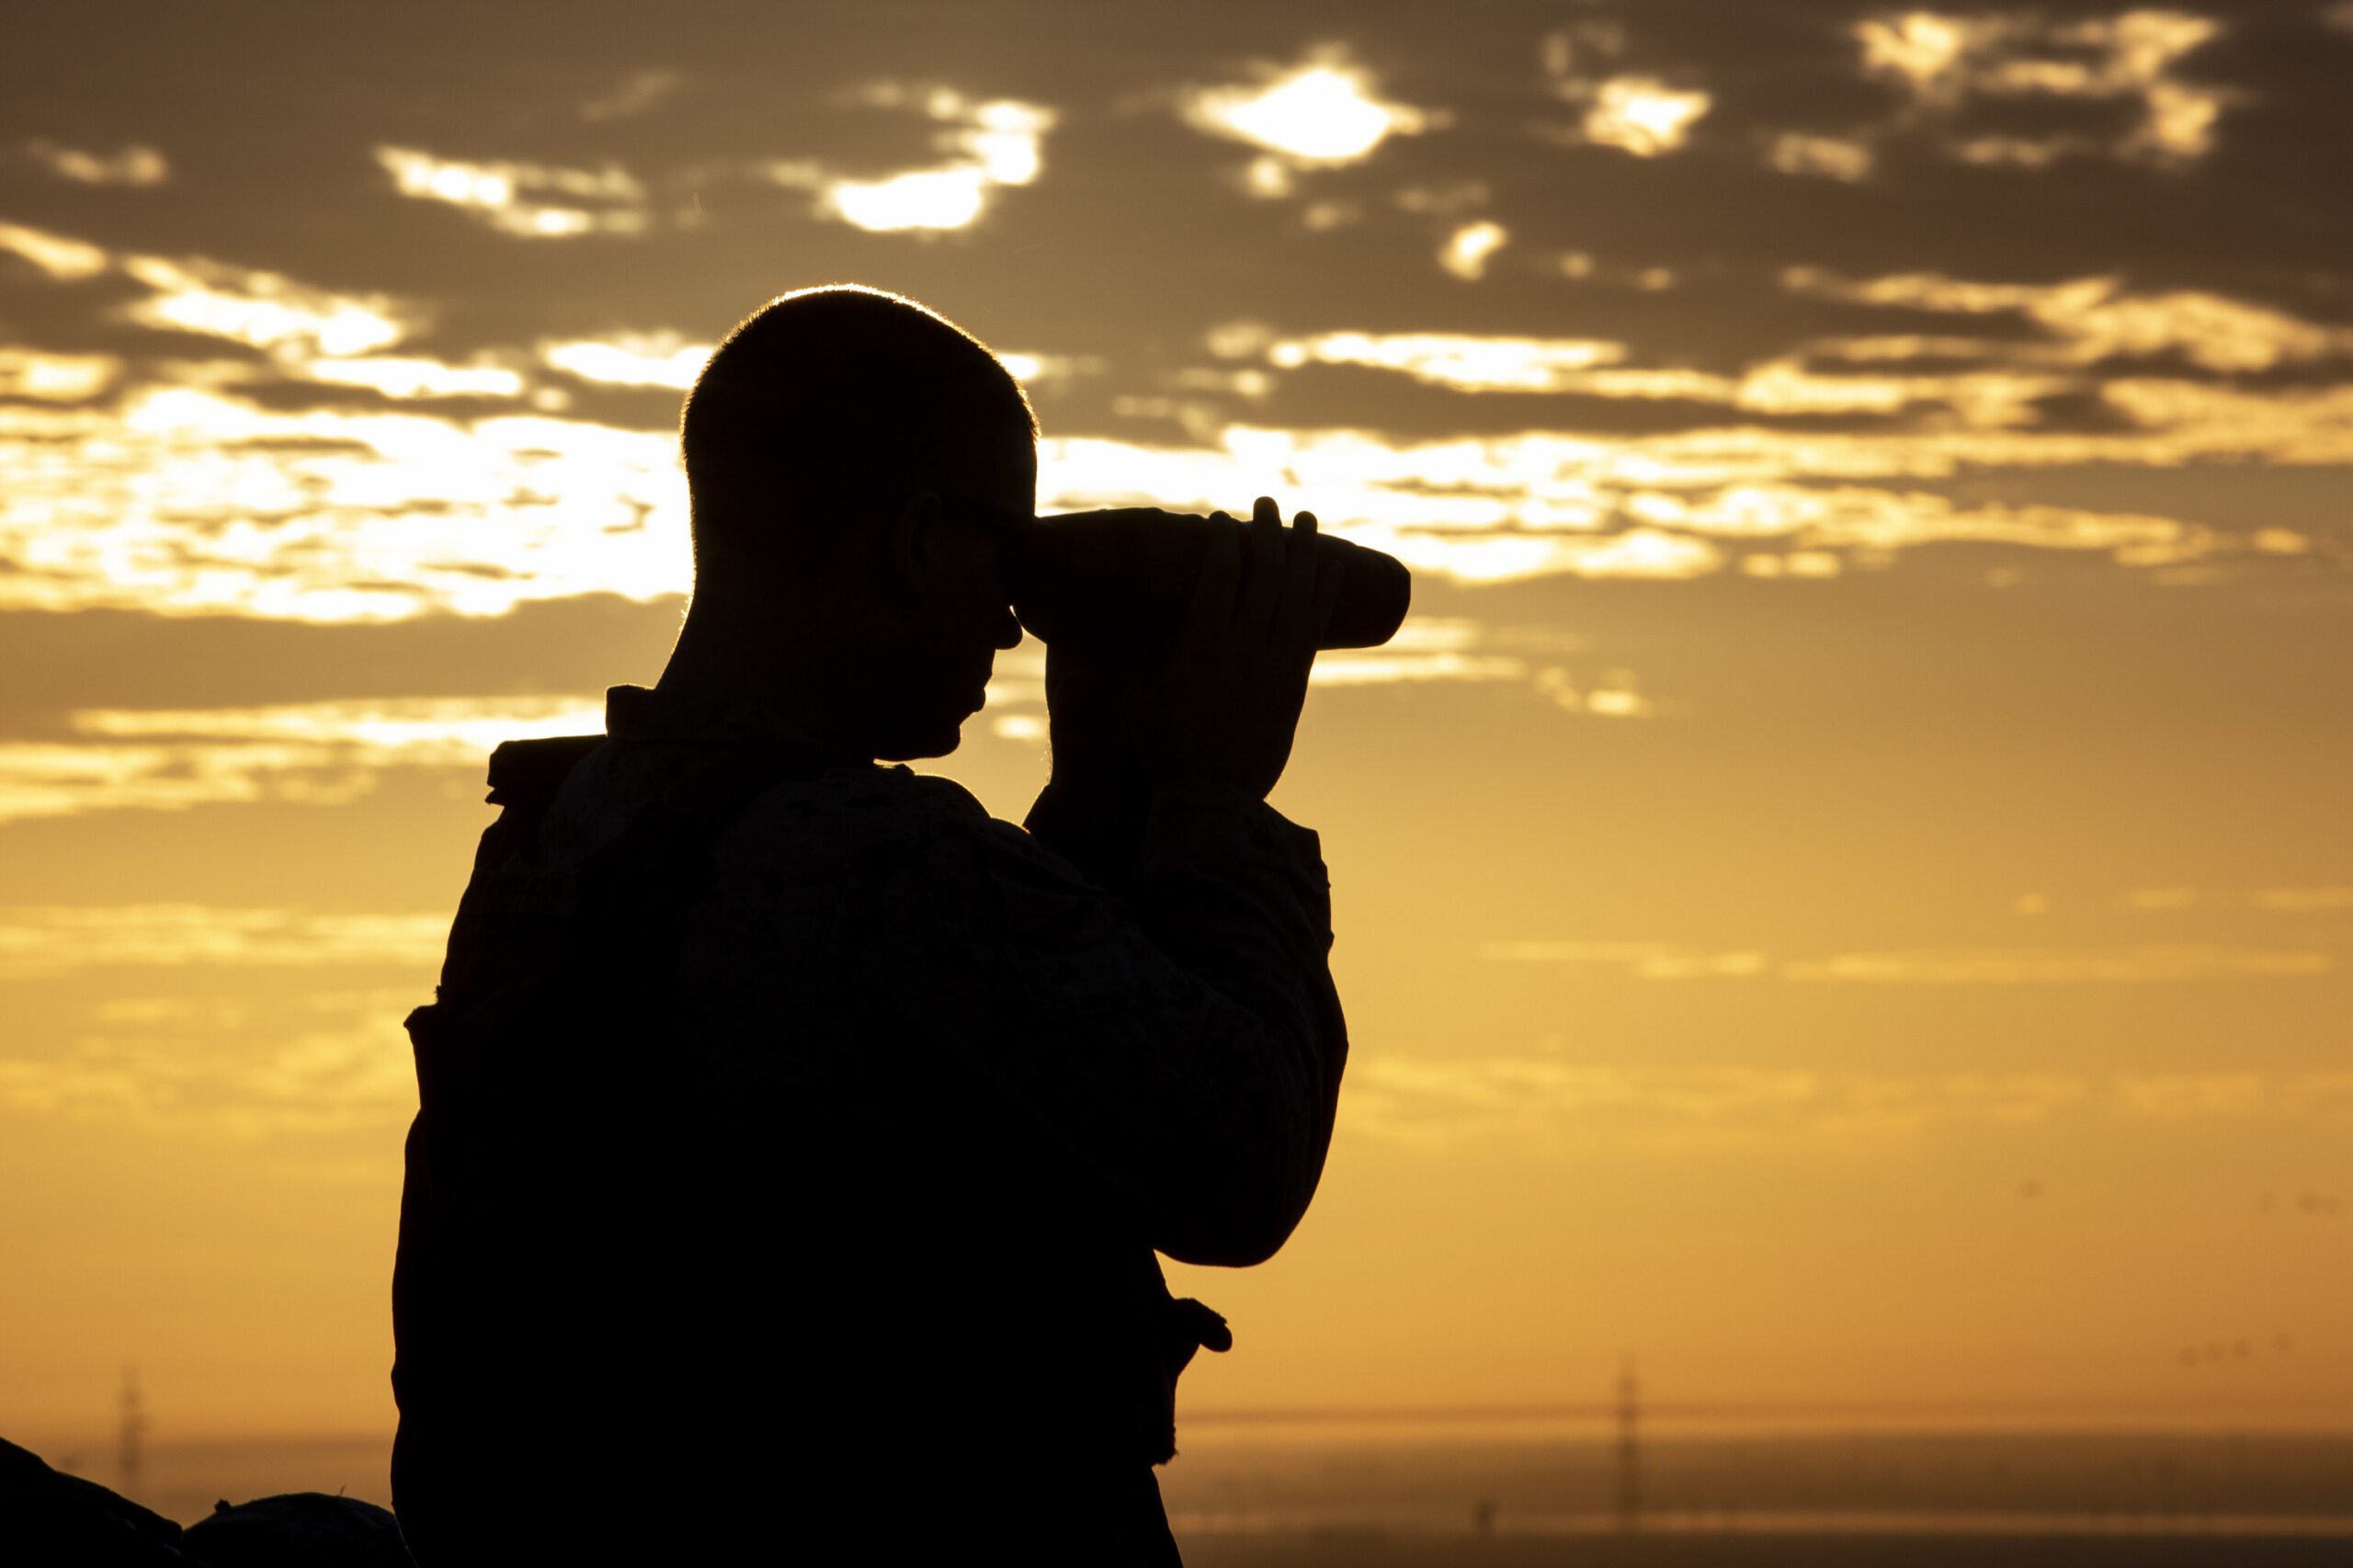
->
[1185,62,1429,165]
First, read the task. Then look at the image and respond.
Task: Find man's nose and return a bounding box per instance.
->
[990,603,1022,650]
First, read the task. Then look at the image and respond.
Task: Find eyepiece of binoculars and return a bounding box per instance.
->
[1010,508,1411,658]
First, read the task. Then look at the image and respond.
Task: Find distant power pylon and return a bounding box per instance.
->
[1614,1354,1641,1531]
[119,1364,147,1493]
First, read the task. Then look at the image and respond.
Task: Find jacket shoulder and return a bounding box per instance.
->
[485,734,608,807]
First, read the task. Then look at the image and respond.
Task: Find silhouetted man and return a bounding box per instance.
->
[391,287,1348,1564]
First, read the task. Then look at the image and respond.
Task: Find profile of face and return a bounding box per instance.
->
[862,435,1034,761]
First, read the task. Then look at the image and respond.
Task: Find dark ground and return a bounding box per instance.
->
[1178,1533,2353,1568]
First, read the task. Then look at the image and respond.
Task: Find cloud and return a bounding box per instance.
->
[1854,9,2229,167]
[1580,76,1713,157]
[1345,1059,2090,1153]
[579,69,684,123]
[1253,325,2075,426]
[1483,940,1765,977]
[1345,1057,2353,1154]
[1267,333,1625,392]
[0,349,119,402]
[120,254,408,357]
[975,617,1657,746]
[540,333,713,391]
[0,626,1655,821]
[1182,58,1430,165]
[4,112,2347,635]
[1438,222,1508,281]
[6,224,415,371]
[0,221,110,280]
[6,313,2314,620]
[1782,946,2333,983]
[1540,23,1711,158]
[0,996,418,1139]
[2110,1073,2271,1120]
[374,145,651,237]
[24,139,168,187]
[67,696,607,753]
[0,375,688,620]
[302,357,525,400]
[2251,886,2353,913]
[758,85,1056,233]
[1768,132,1875,181]
[1489,936,2336,984]
[0,697,606,822]
[1782,267,2353,373]
[1305,618,1529,688]
[2094,883,2353,915]
[5,223,529,409]
[1040,426,2237,585]
[0,904,447,977]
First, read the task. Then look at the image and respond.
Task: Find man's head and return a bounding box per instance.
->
[674,286,1035,760]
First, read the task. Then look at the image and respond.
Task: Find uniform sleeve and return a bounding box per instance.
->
[854,780,1348,1268]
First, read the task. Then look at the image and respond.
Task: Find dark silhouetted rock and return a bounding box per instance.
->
[184,1493,410,1568]
[0,1436,188,1564]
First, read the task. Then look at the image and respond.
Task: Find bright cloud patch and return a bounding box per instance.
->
[1267,332,1623,391]
[1183,61,1430,165]
[1484,940,2334,983]
[4,631,1646,821]
[0,221,110,280]
[375,145,651,237]
[1782,267,2353,372]
[25,139,168,187]
[1855,9,2228,165]
[1346,1059,2353,1153]
[1782,946,2334,984]
[0,348,119,401]
[1768,132,1875,181]
[979,616,1648,750]
[303,357,525,400]
[0,699,608,824]
[1438,222,1509,280]
[1581,76,1713,156]
[0,980,424,1139]
[0,382,688,619]
[1483,941,1768,977]
[760,85,1056,233]
[0,905,448,977]
[121,255,406,358]
[540,333,714,390]
[2,214,2346,630]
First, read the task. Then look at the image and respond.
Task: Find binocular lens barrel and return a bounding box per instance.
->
[1011,510,1412,658]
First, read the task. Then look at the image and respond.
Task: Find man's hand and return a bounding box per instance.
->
[1131,496,1342,801]
[1029,497,1339,871]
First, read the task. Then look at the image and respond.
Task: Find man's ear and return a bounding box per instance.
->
[889,490,942,592]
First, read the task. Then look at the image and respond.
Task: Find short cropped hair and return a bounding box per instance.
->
[680,285,1036,572]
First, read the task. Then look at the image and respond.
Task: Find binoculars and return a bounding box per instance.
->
[1011,508,1412,658]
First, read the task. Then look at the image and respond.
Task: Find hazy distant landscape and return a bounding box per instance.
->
[1160,1428,2353,1529]
[46,1426,2353,1562]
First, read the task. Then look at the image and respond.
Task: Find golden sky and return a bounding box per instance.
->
[3,2,2349,1447]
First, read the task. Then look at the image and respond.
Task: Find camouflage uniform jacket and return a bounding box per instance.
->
[391,682,1347,1553]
